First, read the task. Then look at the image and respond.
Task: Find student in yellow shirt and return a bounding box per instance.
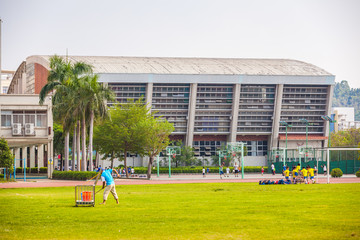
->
[301,167,308,184]
[284,166,290,182]
[292,166,298,184]
[307,166,315,184]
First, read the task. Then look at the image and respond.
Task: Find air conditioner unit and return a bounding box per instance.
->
[25,123,35,136]
[12,123,22,136]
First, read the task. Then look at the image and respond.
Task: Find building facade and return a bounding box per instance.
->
[0,95,54,176]
[7,56,335,166]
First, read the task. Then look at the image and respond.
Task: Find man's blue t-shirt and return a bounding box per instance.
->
[101,169,114,185]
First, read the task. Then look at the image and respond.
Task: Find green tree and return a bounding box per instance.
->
[94,98,149,177]
[39,55,93,171]
[331,128,360,147]
[81,74,114,171]
[142,117,174,179]
[0,138,14,181]
[332,80,360,121]
[177,145,197,166]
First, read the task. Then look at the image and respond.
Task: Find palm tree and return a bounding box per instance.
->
[39,55,93,171]
[78,74,114,171]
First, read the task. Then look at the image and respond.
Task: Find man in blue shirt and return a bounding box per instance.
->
[100,168,120,205]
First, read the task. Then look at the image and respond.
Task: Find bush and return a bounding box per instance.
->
[16,167,48,173]
[131,166,267,174]
[331,168,343,178]
[356,171,360,178]
[52,171,98,181]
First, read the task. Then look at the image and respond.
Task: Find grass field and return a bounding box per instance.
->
[0,183,359,240]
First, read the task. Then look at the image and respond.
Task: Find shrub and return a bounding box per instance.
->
[52,171,98,181]
[131,166,267,174]
[331,168,343,178]
[356,171,360,178]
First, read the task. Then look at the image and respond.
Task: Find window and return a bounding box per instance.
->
[1,111,12,127]
[2,86,8,94]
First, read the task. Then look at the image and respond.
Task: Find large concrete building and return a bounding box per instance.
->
[7,56,335,166]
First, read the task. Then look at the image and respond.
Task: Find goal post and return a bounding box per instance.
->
[326,147,360,184]
[227,142,246,179]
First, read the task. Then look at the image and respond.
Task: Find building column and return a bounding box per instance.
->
[229,84,241,143]
[324,84,334,147]
[22,147,28,167]
[14,148,20,161]
[270,84,284,149]
[146,82,153,110]
[185,83,198,146]
[30,145,36,168]
[38,144,44,168]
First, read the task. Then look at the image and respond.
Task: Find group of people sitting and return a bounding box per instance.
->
[283,164,316,184]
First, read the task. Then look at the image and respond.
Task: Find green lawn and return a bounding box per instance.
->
[0,183,359,240]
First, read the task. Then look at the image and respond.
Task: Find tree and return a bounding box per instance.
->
[39,55,93,171]
[0,138,14,181]
[175,145,197,166]
[80,74,114,171]
[94,98,149,177]
[142,117,174,179]
[331,128,360,147]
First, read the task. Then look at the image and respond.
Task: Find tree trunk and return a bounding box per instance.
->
[81,113,86,171]
[95,151,99,168]
[88,110,94,171]
[110,152,114,169]
[76,120,81,171]
[64,131,69,171]
[147,156,154,179]
[124,150,128,178]
[72,127,76,171]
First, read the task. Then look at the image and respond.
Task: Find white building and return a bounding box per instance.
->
[0,95,54,177]
[332,107,360,131]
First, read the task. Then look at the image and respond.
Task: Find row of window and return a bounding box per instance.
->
[1,110,47,127]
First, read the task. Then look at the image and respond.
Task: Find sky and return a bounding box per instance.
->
[0,0,360,88]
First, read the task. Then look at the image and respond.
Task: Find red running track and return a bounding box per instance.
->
[1,177,359,189]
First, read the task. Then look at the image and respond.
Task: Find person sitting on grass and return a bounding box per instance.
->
[284,166,290,183]
[301,167,308,184]
[100,168,120,205]
[307,166,315,184]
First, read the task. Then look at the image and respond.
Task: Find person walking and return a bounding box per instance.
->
[271,163,275,175]
[100,168,120,205]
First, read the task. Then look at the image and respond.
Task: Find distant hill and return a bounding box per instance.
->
[332,80,360,121]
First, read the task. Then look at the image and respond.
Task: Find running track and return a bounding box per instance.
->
[1,174,359,188]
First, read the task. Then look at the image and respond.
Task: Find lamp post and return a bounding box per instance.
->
[280,121,293,162]
[321,115,336,148]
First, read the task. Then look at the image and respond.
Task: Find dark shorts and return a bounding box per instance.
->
[235,170,239,173]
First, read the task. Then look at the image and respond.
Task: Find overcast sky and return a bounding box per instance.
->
[1,0,359,87]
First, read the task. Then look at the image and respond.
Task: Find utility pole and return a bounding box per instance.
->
[0,18,3,94]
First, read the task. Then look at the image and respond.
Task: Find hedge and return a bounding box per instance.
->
[131,166,267,174]
[52,171,98,181]
[355,170,360,178]
[15,167,47,173]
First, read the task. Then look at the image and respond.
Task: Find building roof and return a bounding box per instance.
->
[27,55,333,76]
